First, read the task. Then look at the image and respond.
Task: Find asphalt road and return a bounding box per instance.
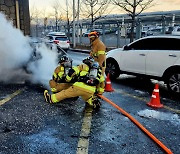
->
[0,50,179,154]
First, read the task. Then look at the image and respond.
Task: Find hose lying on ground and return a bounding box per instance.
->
[98,94,173,154]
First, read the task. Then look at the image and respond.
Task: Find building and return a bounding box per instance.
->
[0,0,30,35]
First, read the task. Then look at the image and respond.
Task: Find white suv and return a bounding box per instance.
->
[172,26,180,36]
[106,35,180,93]
[43,32,70,51]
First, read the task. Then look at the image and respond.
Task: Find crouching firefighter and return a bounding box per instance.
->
[44,56,104,109]
[49,55,73,93]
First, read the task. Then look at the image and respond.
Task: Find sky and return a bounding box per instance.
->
[29,0,180,17]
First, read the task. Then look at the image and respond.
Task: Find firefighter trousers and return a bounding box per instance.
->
[49,79,72,93]
[51,85,94,103]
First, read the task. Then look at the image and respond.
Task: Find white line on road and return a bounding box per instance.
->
[115,89,180,114]
[0,89,22,106]
[76,107,93,154]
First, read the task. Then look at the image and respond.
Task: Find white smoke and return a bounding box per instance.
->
[27,44,58,88]
[0,12,58,88]
[0,13,32,81]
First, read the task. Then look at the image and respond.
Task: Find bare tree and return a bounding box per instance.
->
[63,0,79,40]
[64,0,73,39]
[51,0,63,32]
[30,5,41,23]
[30,5,41,37]
[112,0,154,42]
[81,0,111,29]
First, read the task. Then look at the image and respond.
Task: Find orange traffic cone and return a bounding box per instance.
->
[147,84,163,108]
[105,73,114,92]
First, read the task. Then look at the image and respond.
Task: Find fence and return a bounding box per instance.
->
[30,13,180,48]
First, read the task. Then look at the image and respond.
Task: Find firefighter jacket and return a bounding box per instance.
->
[90,38,106,68]
[52,65,66,83]
[65,63,104,94]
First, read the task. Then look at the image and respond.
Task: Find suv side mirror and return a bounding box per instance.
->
[123,45,129,50]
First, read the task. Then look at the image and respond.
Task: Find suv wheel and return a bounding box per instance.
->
[105,59,120,80]
[166,71,180,93]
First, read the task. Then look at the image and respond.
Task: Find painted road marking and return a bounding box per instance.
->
[164,106,180,114]
[0,89,22,106]
[115,89,180,114]
[76,107,93,154]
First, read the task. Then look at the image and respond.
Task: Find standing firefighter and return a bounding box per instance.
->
[44,57,105,109]
[49,55,73,93]
[88,31,106,75]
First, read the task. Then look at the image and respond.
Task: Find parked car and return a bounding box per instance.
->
[165,26,174,34]
[141,26,151,37]
[93,29,103,35]
[105,35,180,94]
[83,30,91,37]
[43,32,70,51]
[172,26,180,35]
[146,27,163,36]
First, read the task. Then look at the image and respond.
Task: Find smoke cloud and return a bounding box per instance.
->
[27,44,58,88]
[0,13,32,80]
[0,12,58,88]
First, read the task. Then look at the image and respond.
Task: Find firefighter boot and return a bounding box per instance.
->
[85,97,101,110]
[44,90,53,104]
[92,98,101,110]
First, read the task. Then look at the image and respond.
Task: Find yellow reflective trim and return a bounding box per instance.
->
[66,75,72,82]
[58,72,64,78]
[97,51,105,55]
[60,67,64,71]
[80,71,88,76]
[53,73,57,78]
[51,88,57,92]
[73,66,80,75]
[74,82,96,92]
[86,97,93,106]
[51,94,59,103]
[99,76,105,82]
[97,87,104,93]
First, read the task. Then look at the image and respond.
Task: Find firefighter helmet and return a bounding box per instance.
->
[88,31,99,38]
[58,55,70,64]
[82,56,94,66]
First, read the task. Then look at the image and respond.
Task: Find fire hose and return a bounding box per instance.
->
[97,95,173,154]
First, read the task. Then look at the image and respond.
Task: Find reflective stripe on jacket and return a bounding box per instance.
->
[96,75,105,94]
[66,64,89,82]
[73,67,102,93]
[73,82,96,93]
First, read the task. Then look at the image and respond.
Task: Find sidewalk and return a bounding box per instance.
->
[70,45,116,54]
[69,48,90,54]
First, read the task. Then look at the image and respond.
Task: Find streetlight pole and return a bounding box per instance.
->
[15,0,20,29]
[73,0,76,48]
[77,0,80,44]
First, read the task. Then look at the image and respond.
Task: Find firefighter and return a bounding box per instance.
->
[88,31,106,75]
[44,57,104,109]
[49,55,73,93]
